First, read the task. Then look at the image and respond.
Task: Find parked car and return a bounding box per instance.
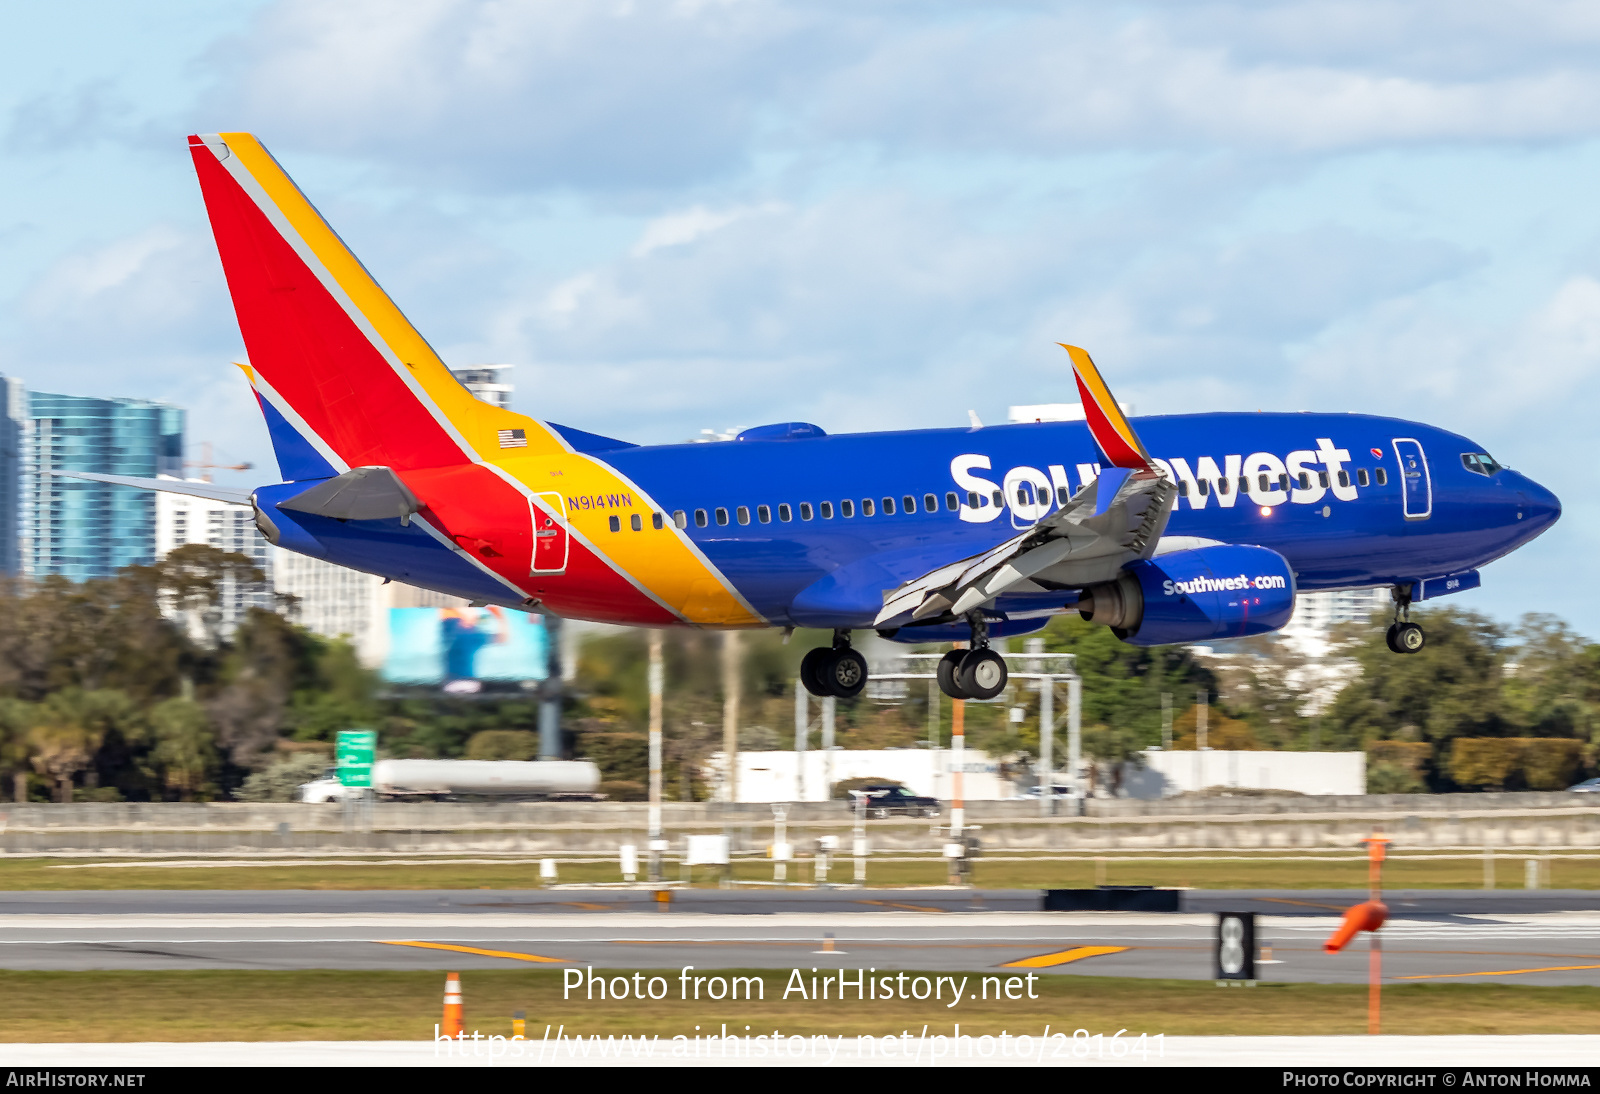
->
[1568,778,1600,793]
[849,784,942,818]
[1025,784,1080,800]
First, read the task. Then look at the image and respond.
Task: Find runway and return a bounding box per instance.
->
[5,890,1600,984]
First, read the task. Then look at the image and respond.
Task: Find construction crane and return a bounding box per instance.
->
[186,441,253,483]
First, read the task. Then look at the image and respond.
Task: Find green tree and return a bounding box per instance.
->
[147,697,218,801]
[465,730,538,760]
[1322,608,1509,755]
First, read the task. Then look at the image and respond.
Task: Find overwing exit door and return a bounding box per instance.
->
[531,492,569,573]
[1392,438,1431,521]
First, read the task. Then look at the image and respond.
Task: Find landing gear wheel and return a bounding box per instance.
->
[1384,623,1402,653]
[1393,622,1425,654]
[956,648,1008,701]
[817,646,868,698]
[800,646,831,697]
[936,649,969,699]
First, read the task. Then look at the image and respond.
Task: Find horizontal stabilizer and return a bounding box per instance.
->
[46,470,253,506]
[279,466,421,524]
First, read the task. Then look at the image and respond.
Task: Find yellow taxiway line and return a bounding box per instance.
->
[1394,963,1600,981]
[1001,945,1131,969]
[376,940,568,963]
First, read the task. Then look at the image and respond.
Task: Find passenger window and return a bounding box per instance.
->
[924,493,937,513]
[737,506,751,525]
[1338,470,1350,489]
[757,505,771,523]
[1375,468,1387,486]
[1259,474,1270,493]
[609,515,621,533]
[991,490,1004,507]
[946,492,959,511]
[905,495,917,513]
[967,490,980,508]
[695,509,708,527]
[1357,469,1369,488]
[1198,480,1210,497]
[1279,473,1291,492]
[1056,486,1069,504]
[1239,476,1249,494]
[652,512,664,530]
[674,510,688,529]
[715,508,729,526]
[881,497,895,515]
[841,500,854,518]
[630,513,643,532]
[1297,472,1310,490]
[862,498,876,516]
[821,501,834,519]
[781,503,794,521]
[1016,484,1031,505]
[1217,478,1229,495]
[1178,481,1189,497]
[1318,471,1329,488]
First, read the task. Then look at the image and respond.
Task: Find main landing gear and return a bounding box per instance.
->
[800,631,869,699]
[937,614,1009,701]
[1386,585,1426,654]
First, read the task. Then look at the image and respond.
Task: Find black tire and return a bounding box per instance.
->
[1384,622,1402,653]
[957,648,1008,701]
[819,646,869,698]
[1395,622,1426,654]
[800,646,831,697]
[937,649,969,699]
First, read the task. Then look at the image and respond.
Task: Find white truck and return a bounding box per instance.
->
[299,759,603,802]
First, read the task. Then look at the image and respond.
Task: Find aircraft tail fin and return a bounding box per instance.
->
[1059,344,1153,471]
[188,133,562,474]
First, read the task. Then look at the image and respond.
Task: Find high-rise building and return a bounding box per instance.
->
[0,377,27,575]
[22,392,184,580]
[153,486,274,637]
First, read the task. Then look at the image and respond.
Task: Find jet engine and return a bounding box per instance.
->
[1077,544,1296,646]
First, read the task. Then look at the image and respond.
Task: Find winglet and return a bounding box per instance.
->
[1059,344,1152,470]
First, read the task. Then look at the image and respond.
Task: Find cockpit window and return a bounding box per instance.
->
[1461,453,1502,477]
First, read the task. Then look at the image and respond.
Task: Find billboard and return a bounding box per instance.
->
[381,606,549,688]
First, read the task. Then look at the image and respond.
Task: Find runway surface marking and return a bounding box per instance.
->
[1254,897,1355,912]
[559,903,615,912]
[1392,963,1600,980]
[375,941,568,963]
[856,900,947,913]
[1001,946,1131,968]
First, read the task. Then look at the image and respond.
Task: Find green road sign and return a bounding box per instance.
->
[335,729,377,788]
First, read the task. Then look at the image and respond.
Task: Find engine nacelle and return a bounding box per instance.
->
[1078,544,1296,646]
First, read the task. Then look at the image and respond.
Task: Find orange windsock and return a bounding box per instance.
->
[442,971,463,1038]
[1324,901,1388,953]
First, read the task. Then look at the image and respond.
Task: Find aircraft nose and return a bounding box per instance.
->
[1512,472,1561,534]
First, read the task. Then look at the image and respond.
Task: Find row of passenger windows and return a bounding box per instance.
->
[605,466,1394,532]
[1177,467,1387,498]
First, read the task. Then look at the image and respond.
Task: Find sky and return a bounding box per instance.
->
[3,0,1599,635]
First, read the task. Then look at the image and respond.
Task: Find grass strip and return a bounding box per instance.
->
[4,969,1600,1041]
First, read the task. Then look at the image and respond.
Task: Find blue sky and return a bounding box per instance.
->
[4,0,1600,634]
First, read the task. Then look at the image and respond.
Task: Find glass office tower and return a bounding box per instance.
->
[22,392,185,580]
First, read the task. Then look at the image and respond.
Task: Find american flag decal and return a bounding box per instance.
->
[497,428,527,449]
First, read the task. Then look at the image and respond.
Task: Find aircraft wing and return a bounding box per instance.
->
[874,344,1174,628]
[46,470,254,506]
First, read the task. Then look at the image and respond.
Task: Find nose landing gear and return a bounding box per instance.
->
[1385,584,1426,654]
[936,613,1010,700]
[800,630,869,698]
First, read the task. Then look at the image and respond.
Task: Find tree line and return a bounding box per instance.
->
[1,546,1593,801]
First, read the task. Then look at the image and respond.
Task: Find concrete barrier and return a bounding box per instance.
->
[0,793,1595,854]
